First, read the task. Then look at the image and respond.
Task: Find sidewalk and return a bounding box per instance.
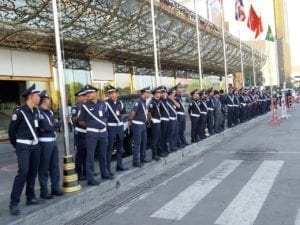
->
[0,111,273,225]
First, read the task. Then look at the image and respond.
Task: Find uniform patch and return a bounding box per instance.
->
[135,102,139,107]
[12,114,17,121]
[72,109,77,114]
[39,114,45,120]
[190,103,193,106]
[149,103,153,108]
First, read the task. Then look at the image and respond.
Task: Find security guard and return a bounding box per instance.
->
[8,84,41,215]
[71,88,88,180]
[198,90,208,140]
[188,89,200,143]
[79,85,113,186]
[166,87,180,152]
[206,88,215,135]
[158,86,170,155]
[148,87,164,161]
[38,90,63,199]
[105,85,128,174]
[225,87,235,128]
[128,86,151,167]
[174,83,188,148]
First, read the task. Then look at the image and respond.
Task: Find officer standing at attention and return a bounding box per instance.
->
[79,85,114,186]
[105,85,128,174]
[225,87,235,128]
[148,87,165,161]
[158,86,170,155]
[128,87,151,167]
[38,90,63,199]
[206,88,215,136]
[71,88,88,180]
[8,84,41,215]
[174,83,188,148]
[188,89,200,143]
[198,90,208,140]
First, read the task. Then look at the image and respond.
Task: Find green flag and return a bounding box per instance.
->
[265,25,275,42]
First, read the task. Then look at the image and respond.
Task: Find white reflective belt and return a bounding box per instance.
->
[75,127,87,133]
[161,117,169,121]
[86,127,107,133]
[132,120,145,125]
[19,110,38,143]
[151,118,161,123]
[200,112,207,115]
[241,103,247,107]
[38,137,56,142]
[227,104,234,107]
[16,139,38,145]
[207,108,214,111]
[161,102,170,117]
[190,113,200,117]
[82,105,106,127]
[177,112,185,115]
[169,117,177,120]
[107,122,124,127]
[234,105,239,107]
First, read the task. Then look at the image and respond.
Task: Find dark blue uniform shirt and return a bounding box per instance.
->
[38,108,60,138]
[174,94,185,114]
[166,99,177,118]
[106,99,126,123]
[188,100,201,116]
[131,97,147,123]
[159,98,170,119]
[148,99,161,120]
[71,103,86,130]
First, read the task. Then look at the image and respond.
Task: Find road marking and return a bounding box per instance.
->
[215,151,300,154]
[215,160,284,225]
[115,159,204,214]
[150,160,242,220]
[295,208,300,225]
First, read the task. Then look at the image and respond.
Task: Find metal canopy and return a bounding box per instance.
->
[0,0,266,74]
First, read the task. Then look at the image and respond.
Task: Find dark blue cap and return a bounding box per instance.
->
[21,83,40,98]
[84,84,98,93]
[152,87,162,94]
[174,82,183,89]
[167,87,176,95]
[139,86,151,93]
[105,85,118,93]
[39,90,50,99]
[190,89,198,96]
[75,88,86,97]
[160,86,167,92]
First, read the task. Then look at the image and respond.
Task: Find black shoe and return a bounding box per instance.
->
[40,194,53,199]
[51,190,63,196]
[116,166,128,171]
[101,175,115,180]
[158,153,167,157]
[94,172,98,176]
[141,158,152,163]
[109,172,115,176]
[153,155,161,161]
[26,198,41,206]
[133,162,144,168]
[87,180,100,186]
[9,205,20,215]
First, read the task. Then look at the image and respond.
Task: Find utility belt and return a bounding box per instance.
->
[207,108,214,111]
[177,112,185,116]
[190,113,200,118]
[151,118,161,124]
[16,139,39,146]
[75,127,87,133]
[107,122,124,127]
[169,117,177,121]
[86,127,107,133]
[38,137,56,142]
[132,120,146,125]
[161,117,169,121]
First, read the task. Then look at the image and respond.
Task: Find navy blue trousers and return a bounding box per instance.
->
[190,116,199,141]
[159,120,169,153]
[131,124,147,163]
[10,143,40,206]
[176,115,187,146]
[107,126,124,173]
[75,133,86,177]
[38,141,60,195]
[168,119,177,151]
[151,123,161,157]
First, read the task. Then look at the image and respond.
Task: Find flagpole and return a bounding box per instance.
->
[194,0,203,90]
[52,0,70,156]
[150,0,160,87]
[237,18,245,87]
[221,2,228,93]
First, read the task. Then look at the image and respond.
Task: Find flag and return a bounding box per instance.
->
[210,0,222,13]
[235,0,246,21]
[265,25,275,42]
[247,5,263,38]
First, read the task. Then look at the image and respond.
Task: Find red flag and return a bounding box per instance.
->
[247,5,263,38]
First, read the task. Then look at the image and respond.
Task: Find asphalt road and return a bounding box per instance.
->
[84,105,300,225]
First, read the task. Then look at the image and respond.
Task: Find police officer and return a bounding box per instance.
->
[212,90,223,133]
[38,90,63,199]
[225,87,235,128]
[105,85,128,174]
[206,88,215,135]
[219,89,226,130]
[158,86,170,155]
[174,83,188,148]
[79,85,113,186]
[166,87,180,152]
[188,89,200,143]
[128,87,151,167]
[8,84,41,215]
[198,90,208,140]
[148,87,165,161]
[71,88,88,180]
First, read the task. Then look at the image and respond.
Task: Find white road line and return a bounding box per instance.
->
[115,159,204,214]
[150,160,243,221]
[215,151,300,154]
[215,160,284,225]
[295,208,300,225]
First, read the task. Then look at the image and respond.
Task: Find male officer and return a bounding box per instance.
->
[212,90,223,133]
[166,87,180,152]
[148,87,165,161]
[158,86,170,155]
[38,90,63,199]
[219,89,226,130]
[105,85,128,174]
[188,89,200,143]
[174,83,188,148]
[198,90,208,140]
[71,88,88,180]
[225,87,235,128]
[128,87,151,167]
[206,88,215,135]
[79,85,113,186]
[8,84,41,215]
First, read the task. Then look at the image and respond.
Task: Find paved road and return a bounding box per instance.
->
[79,105,300,225]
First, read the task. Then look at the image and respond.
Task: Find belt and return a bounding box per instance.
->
[132,120,145,125]
[107,122,124,127]
[16,139,39,145]
[161,117,170,121]
[207,108,214,111]
[190,113,200,117]
[227,105,234,107]
[38,137,56,142]
[200,112,207,115]
[75,127,87,133]
[234,105,239,107]
[151,118,161,123]
[177,112,185,115]
[169,117,177,120]
[86,127,107,133]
